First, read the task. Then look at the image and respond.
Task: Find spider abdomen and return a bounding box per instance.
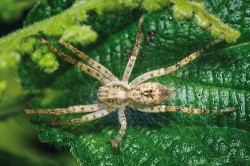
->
[128,82,173,105]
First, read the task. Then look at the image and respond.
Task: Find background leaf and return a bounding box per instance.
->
[20,0,249,165]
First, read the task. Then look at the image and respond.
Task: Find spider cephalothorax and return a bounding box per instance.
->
[25,15,235,148]
[97,81,130,108]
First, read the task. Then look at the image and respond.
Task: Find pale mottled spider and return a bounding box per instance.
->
[25,15,235,148]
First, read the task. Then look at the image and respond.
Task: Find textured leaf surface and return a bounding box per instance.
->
[22,0,250,165]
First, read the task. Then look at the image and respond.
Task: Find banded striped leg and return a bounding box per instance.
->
[110,107,126,148]
[24,104,104,115]
[122,15,145,83]
[41,38,109,85]
[58,39,118,81]
[52,109,114,125]
[129,39,222,87]
[135,105,235,114]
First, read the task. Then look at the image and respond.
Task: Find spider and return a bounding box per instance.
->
[25,15,235,148]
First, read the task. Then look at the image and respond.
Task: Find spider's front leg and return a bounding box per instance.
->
[24,104,104,115]
[58,39,118,81]
[134,105,235,114]
[41,38,110,85]
[110,107,127,148]
[52,109,114,125]
[24,104,114,125]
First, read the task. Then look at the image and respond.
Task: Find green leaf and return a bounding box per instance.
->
[21,0,249,165]
[0,0,38,22]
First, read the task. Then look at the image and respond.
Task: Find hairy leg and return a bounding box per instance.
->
[59,39,118,81]
[110,107,127,148]
[129,39,222,87]
[135,105,235,114]
[122,15,145,83]
[24,104,105,115]
[41,38,109,85]
[51,109,113,125]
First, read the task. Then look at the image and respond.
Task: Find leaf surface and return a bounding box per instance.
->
[22,0,250,165]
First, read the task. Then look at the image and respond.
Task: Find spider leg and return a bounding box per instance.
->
[122,15,144,83]
[58,39,118,81]
[129,39,222,87]
[24,104,104,115]
[110,107,126,148]
[134,105,235,114]
[51,109,114,125]
[41,38,109,85]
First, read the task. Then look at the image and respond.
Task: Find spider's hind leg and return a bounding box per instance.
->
[129,39,223,87]
[134,105,235,114]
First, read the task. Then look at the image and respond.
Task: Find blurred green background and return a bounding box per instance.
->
[0,0,77,165]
